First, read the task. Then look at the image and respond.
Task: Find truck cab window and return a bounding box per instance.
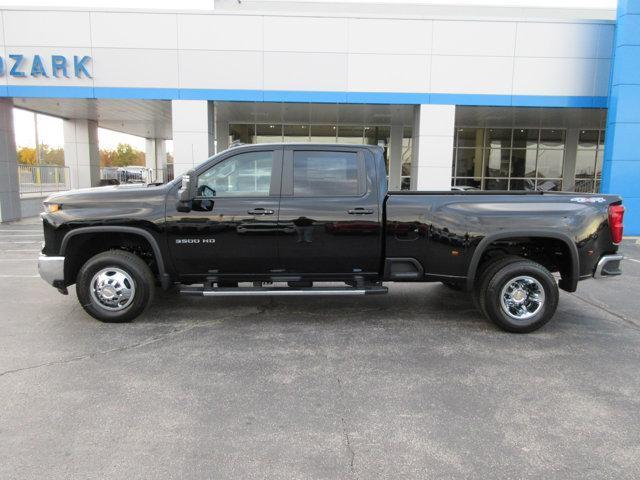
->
[197,151,273,198]
[293,151,359,196]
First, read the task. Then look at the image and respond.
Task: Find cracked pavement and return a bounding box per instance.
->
[1,218,640,479]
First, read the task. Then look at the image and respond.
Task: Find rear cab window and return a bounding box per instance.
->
[288,150,365,197]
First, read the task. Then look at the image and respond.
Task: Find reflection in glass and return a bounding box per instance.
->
[512,129,539,149]
[510,149,537,177]
[485,149,510,177]
[197,151,273,197]
[293,151,359,197]
[310,125,337,143]
[256,124,283,143]
[402,126,413,178]
[454,177,481,188]
[484,178,508,190]
[578,130,598,150]
[337,126,364,144]
[539,129,565,149]
[457,128,485,148]
[575,179,595,193]
[456,148,483,177]
[574,129,604,192]
[229,124,256,144]
[486,129,511,149]
[365,126,390,172]
[509,178,536,191]
[284,124,310,143]
[536,149,564,178]
[575,150,596,178]
[536,179,561,191]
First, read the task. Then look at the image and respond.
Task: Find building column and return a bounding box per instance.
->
[145,138,168,182]
[63,119,100,190]
[145,138,156,171]
[171,100,215,177]
[155,139,167,181]
[388,125,403,191]
[562,128,579,192]
[411,104,455,191]
[0,99,21,222]
[603,0,640,234]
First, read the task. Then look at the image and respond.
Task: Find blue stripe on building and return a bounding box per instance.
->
[0,85,608,109]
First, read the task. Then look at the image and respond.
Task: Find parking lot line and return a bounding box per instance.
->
[0,274,39,278]
[0,241,42,244]
[0,234,43,237]
[0,258,38,261]
[626,258,640,264]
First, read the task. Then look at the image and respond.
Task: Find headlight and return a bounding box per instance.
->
[44,203,61,213]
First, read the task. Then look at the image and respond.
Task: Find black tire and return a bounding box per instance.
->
[76,250,155,323]
[473,255,521,317]
[477,257,559,333]
[441,281,463,291]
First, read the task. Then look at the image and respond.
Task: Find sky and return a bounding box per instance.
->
[13,108,148,151]
[8,0,617,154]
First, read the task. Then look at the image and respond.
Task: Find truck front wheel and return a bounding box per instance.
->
[477,258,559,333]
[76,250,155,323]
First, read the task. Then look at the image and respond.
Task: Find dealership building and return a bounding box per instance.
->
[0,0,638,233]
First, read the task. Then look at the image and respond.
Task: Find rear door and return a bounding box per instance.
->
[277,146,382,277]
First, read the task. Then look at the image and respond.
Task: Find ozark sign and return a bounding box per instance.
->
[0,54,92,79]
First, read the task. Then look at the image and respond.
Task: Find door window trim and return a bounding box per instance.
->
[281,147,367,198]
[194,148,283,200]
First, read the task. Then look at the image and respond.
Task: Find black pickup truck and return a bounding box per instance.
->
[38,144,625,332]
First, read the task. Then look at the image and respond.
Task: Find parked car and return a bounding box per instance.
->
[38,144,624,332]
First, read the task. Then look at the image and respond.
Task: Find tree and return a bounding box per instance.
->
[17,144,64,166]
[99,143,145,167]
[17,147,37,165]
[41,146,64,166]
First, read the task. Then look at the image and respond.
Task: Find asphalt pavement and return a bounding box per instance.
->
[1,217,640,479]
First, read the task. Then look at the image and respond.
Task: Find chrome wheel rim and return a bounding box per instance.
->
[90,267,135,311]
[500,275,545,321]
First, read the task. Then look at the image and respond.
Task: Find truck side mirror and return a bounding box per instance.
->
[176,169,197,212]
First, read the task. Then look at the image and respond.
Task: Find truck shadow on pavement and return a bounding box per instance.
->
[139,283,515,333]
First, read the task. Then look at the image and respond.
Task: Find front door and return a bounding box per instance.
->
[277,146,382,278]
[166,147,283,280]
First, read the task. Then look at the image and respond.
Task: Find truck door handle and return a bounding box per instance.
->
[348,208,374,215]
[248,208,274,215]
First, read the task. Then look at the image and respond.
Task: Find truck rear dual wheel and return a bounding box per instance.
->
[474,256,559,333]
[76,250,155,323]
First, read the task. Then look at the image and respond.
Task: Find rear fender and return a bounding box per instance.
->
[466,230,579,292]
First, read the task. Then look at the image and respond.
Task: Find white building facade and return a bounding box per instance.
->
[0,1,631,228]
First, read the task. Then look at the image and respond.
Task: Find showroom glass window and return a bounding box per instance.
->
[575,130,605,193]
[229,122,413,191]
[452,128,566,191]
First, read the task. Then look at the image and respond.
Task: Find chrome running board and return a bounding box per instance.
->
[180,286,388,297]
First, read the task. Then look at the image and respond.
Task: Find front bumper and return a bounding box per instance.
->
[38,255,65,287]
[593,254,623,279]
